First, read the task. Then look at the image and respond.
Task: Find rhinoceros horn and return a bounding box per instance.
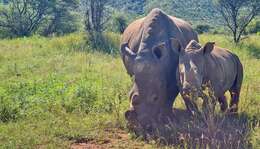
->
[120,43,137,76]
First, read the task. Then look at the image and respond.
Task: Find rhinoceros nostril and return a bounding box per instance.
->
[131,94,140,106]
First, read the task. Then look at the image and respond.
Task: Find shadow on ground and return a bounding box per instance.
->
[68,109,258,149]
[130,108,258,149]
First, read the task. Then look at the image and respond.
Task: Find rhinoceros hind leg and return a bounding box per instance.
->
[229,59,243,113]
[229,90,240,113]
[218,95,228,112]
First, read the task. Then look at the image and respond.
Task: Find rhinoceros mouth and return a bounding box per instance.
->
[125,108,174,130]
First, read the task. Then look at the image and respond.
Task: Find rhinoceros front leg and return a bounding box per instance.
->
[183,96,199,115]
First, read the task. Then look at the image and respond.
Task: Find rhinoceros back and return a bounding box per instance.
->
[121,8,198,54]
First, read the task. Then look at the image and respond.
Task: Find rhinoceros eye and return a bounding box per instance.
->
[150,95,159,102]
[153,47,162,59]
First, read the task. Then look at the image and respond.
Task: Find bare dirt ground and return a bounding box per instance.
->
[70,128,151,149]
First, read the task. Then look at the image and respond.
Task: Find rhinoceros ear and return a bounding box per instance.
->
[170,38,182,53]
[120,43,137,76]
[152,42,165,59]
[203,42,215,54]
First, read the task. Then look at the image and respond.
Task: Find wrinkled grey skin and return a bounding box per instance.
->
[177,40,243,113]
[120,8,198,128]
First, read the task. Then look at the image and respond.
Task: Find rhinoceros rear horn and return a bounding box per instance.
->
[120,43,137,76]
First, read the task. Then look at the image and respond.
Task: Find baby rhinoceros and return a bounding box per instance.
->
[177,40,243,113]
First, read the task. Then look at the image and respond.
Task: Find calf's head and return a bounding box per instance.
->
[121,39,181,128]
[178,40,215,96]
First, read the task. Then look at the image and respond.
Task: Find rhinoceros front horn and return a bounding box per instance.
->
[120,43,137,76]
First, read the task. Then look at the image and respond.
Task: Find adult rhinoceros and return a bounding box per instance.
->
[120,8,198,128]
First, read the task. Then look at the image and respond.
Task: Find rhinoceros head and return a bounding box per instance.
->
[178,40,215,96]
[121,38,181,128]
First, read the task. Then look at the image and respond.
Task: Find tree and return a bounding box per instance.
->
[81,0,109,33]
[80,0,110,49]
[214,0,260,43]
[41,0,80,36]
[0,0,54,37]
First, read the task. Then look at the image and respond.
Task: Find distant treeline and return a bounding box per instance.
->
[0,0,259,43]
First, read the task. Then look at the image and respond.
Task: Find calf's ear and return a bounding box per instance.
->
[170,38,182,53]
[203,42,215,54]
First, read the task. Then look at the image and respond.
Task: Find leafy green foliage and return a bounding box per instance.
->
[112,15,127,33]
[246,18,260,34]
[108,0,145,15]
[40,0,80,36]
[141,0,221,26]
[0,0,55,37]
[195,24,211,34]
[0,0,80,38]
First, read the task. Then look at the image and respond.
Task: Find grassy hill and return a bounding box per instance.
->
[109,0,221,26]
[0,33,259,148]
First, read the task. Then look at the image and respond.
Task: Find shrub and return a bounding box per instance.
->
[0,0,52,37]
[195,24,211,34]
[39,0,80,36]
[0,28,11,39]
[39,12,80,37]
[0,88,20,122]
[246,19,260,34]
[112,15,128,33]
[85,32,120,54]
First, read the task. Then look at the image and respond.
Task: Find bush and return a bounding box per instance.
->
[39,0,80,36]
[39,12,80,36]
[0,0,52,37]
[195,24,211,34]
[85,32,120,54]
[246,19,260,34]
[112,15,128,33]
[0,88,20,122]
[212,27,228,35]
[0,28,11,39]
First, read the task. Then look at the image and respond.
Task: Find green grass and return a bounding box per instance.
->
[0,33,259,148]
